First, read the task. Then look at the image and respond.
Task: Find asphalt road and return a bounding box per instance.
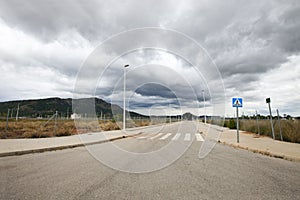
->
[1,121,300,200]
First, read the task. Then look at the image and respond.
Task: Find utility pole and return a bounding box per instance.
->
[6,108,10,131]
[256,110,260,135]
[123,64,129,130]
[16,104,19,121]
[202,90,206,124]
[54,111,58,135]
[277,109,283,141]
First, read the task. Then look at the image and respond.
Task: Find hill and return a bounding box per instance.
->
[0,97,148,119]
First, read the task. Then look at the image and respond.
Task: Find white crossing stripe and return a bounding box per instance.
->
[149,132,164,140]
[184,133,191,141]
[195,133,204,141]
[137,133,155,139]
[171,133,181,141]
[137,132,204,142]
[137,136,148,139]
[159,133,172,140]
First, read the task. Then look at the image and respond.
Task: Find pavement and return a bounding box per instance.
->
[0,121,299,162]
[0,129,142,157]
[1,121,300,199]
[216,126,300,162]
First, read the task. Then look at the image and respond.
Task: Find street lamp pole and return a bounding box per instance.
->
[202,90,206,124]
[123,64,129,130]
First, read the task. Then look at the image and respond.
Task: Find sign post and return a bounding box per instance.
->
[266,98,275,140]
[232,98,243,143]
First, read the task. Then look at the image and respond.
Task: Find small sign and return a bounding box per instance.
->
[232,98,243,107]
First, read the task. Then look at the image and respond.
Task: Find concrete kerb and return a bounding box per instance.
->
[0,132,142,158]
[199,123,300,162]
[219,141,300,162]
[0,122,181,158]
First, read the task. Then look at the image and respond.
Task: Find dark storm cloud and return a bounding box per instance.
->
[135,83,177,99]
[0,0,299,115]
[0,0,175,42]
[0,0,105,42]
[204,2,300,82]
[129,100,179,109]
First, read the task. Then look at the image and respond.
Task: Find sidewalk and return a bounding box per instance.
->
[0,129,141,157]
[217,127,300,162]
[1,123,299,162]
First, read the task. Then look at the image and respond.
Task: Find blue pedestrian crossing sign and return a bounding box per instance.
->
[232,98,243,107]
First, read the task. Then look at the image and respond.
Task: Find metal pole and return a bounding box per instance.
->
[268,103,275,140]
[16,103,19,121]
[256,110,260,135]
[202,90,206,124]
[6,108,10,131]
[123,65,129,130]
[236,107,239,143]
[277,109,283,141]
[54,111,58,135]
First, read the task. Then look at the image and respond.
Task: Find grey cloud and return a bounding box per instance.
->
[135,83,177,99]
[0,0,104,42]
[0,0,175,43]
[0,0,299,115]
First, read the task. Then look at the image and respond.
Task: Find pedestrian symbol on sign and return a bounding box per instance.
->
[232,98,243,107]
[234,99,241,106]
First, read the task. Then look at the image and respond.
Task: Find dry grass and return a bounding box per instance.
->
[0,118,125,139]
[223,119,300,143]
[0,118,155,139]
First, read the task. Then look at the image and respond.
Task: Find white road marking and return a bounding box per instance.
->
[137,133,155,139]
[137,136,148,139]
[149,132,164,140]
[171,133,181,141]
[138,132,203,142]
[184,133,191,141]
[159,133,172,140]
[196,133,204,141]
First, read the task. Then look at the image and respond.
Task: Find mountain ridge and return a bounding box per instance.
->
[0,97,148,119]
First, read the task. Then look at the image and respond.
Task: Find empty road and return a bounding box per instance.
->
[1,121,300,199]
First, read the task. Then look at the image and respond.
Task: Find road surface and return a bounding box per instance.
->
[1,121,300,199]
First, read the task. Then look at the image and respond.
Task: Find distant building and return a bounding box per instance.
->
[71,113,81,119]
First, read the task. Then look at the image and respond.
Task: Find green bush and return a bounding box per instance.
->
[223,119,236,129]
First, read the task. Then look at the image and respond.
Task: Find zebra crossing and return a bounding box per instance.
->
[136,132,204,142]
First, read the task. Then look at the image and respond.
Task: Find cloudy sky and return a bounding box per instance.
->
[0,0,299,116]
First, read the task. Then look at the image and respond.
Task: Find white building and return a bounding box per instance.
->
[71,113,81,119]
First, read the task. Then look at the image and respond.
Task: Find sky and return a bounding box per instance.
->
[0,0,299,117]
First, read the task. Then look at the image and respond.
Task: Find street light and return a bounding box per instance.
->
[202,90,206,124]
[123,64,129,130]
